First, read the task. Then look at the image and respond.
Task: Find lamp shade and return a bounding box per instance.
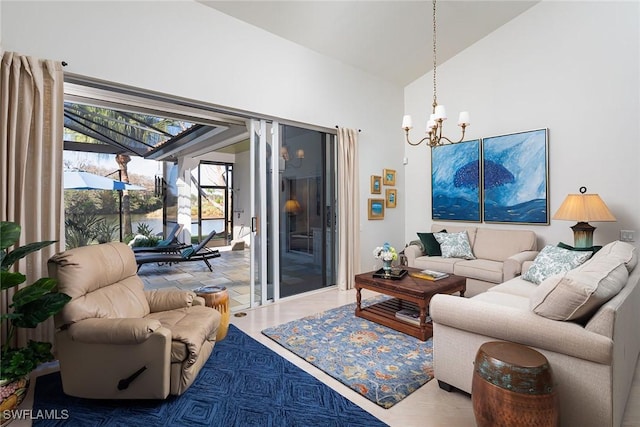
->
[284,199,301,214]
[552,194,616,222]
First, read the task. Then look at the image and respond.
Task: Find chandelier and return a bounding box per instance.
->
[402,0,470,147]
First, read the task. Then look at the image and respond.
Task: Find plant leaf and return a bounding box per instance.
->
[0,341,54,382]
[11,278,58,307]
[0,271,26,290]
[2,241,57,270]
[0,222,21,250]
[12,292,71,328]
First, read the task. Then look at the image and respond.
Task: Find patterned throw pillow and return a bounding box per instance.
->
[522,245,592,284]
[434,231,475,260]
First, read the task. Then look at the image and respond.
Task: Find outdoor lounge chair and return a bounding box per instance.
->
[135,229,221,272]
[132,223,186,253]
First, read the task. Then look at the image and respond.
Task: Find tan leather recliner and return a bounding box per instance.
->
[48,242,221,399]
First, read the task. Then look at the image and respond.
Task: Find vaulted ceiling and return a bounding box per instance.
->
[200,1,540,86]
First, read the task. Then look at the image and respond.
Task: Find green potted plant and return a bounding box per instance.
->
[0,221,71,421]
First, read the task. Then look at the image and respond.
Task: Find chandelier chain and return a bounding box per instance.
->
[402,0,469,147]
[432,0,437,110]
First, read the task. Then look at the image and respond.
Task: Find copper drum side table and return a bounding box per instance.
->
[472,341,559,427]
[194,285,230,341]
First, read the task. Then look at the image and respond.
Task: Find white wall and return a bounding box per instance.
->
[404,1,640,250]
[1,0,406,272]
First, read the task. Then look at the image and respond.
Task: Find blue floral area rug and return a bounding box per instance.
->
[261,298,434,408]
[32,325,387,427]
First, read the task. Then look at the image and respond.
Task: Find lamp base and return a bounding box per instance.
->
[571,222,596,248]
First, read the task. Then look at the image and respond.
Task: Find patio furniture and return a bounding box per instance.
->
[132,223,186,253]
[135,229,221,272]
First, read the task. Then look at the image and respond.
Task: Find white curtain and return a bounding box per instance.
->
[337,128,360,290]
[1,50,65,347]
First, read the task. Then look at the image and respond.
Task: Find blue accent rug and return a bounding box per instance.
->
[262,298,434,408]
[32,325,387,426]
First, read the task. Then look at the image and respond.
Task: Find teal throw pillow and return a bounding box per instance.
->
[557,242,602,254]
[417,229,447,256]
[522,245,593,285]
[434,231,475,260]
[181,246,195,259]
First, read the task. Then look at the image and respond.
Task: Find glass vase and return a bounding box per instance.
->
[382,259,392,274]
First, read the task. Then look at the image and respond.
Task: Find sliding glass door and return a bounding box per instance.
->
[250,120,337,307]
[278,126,336,298]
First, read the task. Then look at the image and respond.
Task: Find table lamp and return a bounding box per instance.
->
[552,187,616,248]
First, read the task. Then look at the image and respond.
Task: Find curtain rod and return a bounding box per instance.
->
[335,126,361,132]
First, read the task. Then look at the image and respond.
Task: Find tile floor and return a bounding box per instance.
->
[137,246,252,309]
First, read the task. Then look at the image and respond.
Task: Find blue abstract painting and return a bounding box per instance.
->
[482,129,548,224]
[431,139,481,222]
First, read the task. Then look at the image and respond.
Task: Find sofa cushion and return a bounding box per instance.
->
[521,245,592,285]
[417,229,447,256]
[530,256,628,321]
[472,290,531,310]
[454,259,503,283]
[488,277,539,298]
[590,240,637,272]
[473,228,537,262]
[412,256,460,274]
[435,231,475,260]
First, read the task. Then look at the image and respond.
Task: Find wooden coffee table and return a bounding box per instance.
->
[354,267,466,341]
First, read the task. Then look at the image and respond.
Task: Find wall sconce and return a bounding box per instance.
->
[281,145,304,168]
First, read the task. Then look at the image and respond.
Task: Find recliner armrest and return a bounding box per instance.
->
[503,250,539,279]
[145,289,195,312]
[67,318,164,344]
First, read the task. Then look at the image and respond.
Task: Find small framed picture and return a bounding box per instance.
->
[370,175,382,194]
[386,189,397,208]
[383,169,396,186]
[368,198,385,220]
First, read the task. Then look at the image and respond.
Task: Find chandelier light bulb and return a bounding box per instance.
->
[434,105,447,120]
[402,115,413,129]
[458,111,470,126]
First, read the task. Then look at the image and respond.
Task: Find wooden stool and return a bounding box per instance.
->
[472,341,559,427]
[194,285,230,341]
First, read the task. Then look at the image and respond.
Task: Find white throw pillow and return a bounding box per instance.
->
[522,245,592,285]
[530,256,628,321]
[434,231,475,260]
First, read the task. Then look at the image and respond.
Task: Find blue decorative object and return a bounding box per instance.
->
[482,129,549,224]
[33,325,386,426]
[262,297,434,408]
[431,139,481,222]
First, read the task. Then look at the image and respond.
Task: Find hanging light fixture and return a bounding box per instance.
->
[402,0,470,147]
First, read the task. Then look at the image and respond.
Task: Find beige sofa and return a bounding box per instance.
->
[406,224,539,296]
[49,242,221,399]
[431,241,640,427]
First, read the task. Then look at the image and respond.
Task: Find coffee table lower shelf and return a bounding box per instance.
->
[356,298,431,341]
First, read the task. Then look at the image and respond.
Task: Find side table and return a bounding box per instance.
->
[194,285,230,341]
[472,341,559,426]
